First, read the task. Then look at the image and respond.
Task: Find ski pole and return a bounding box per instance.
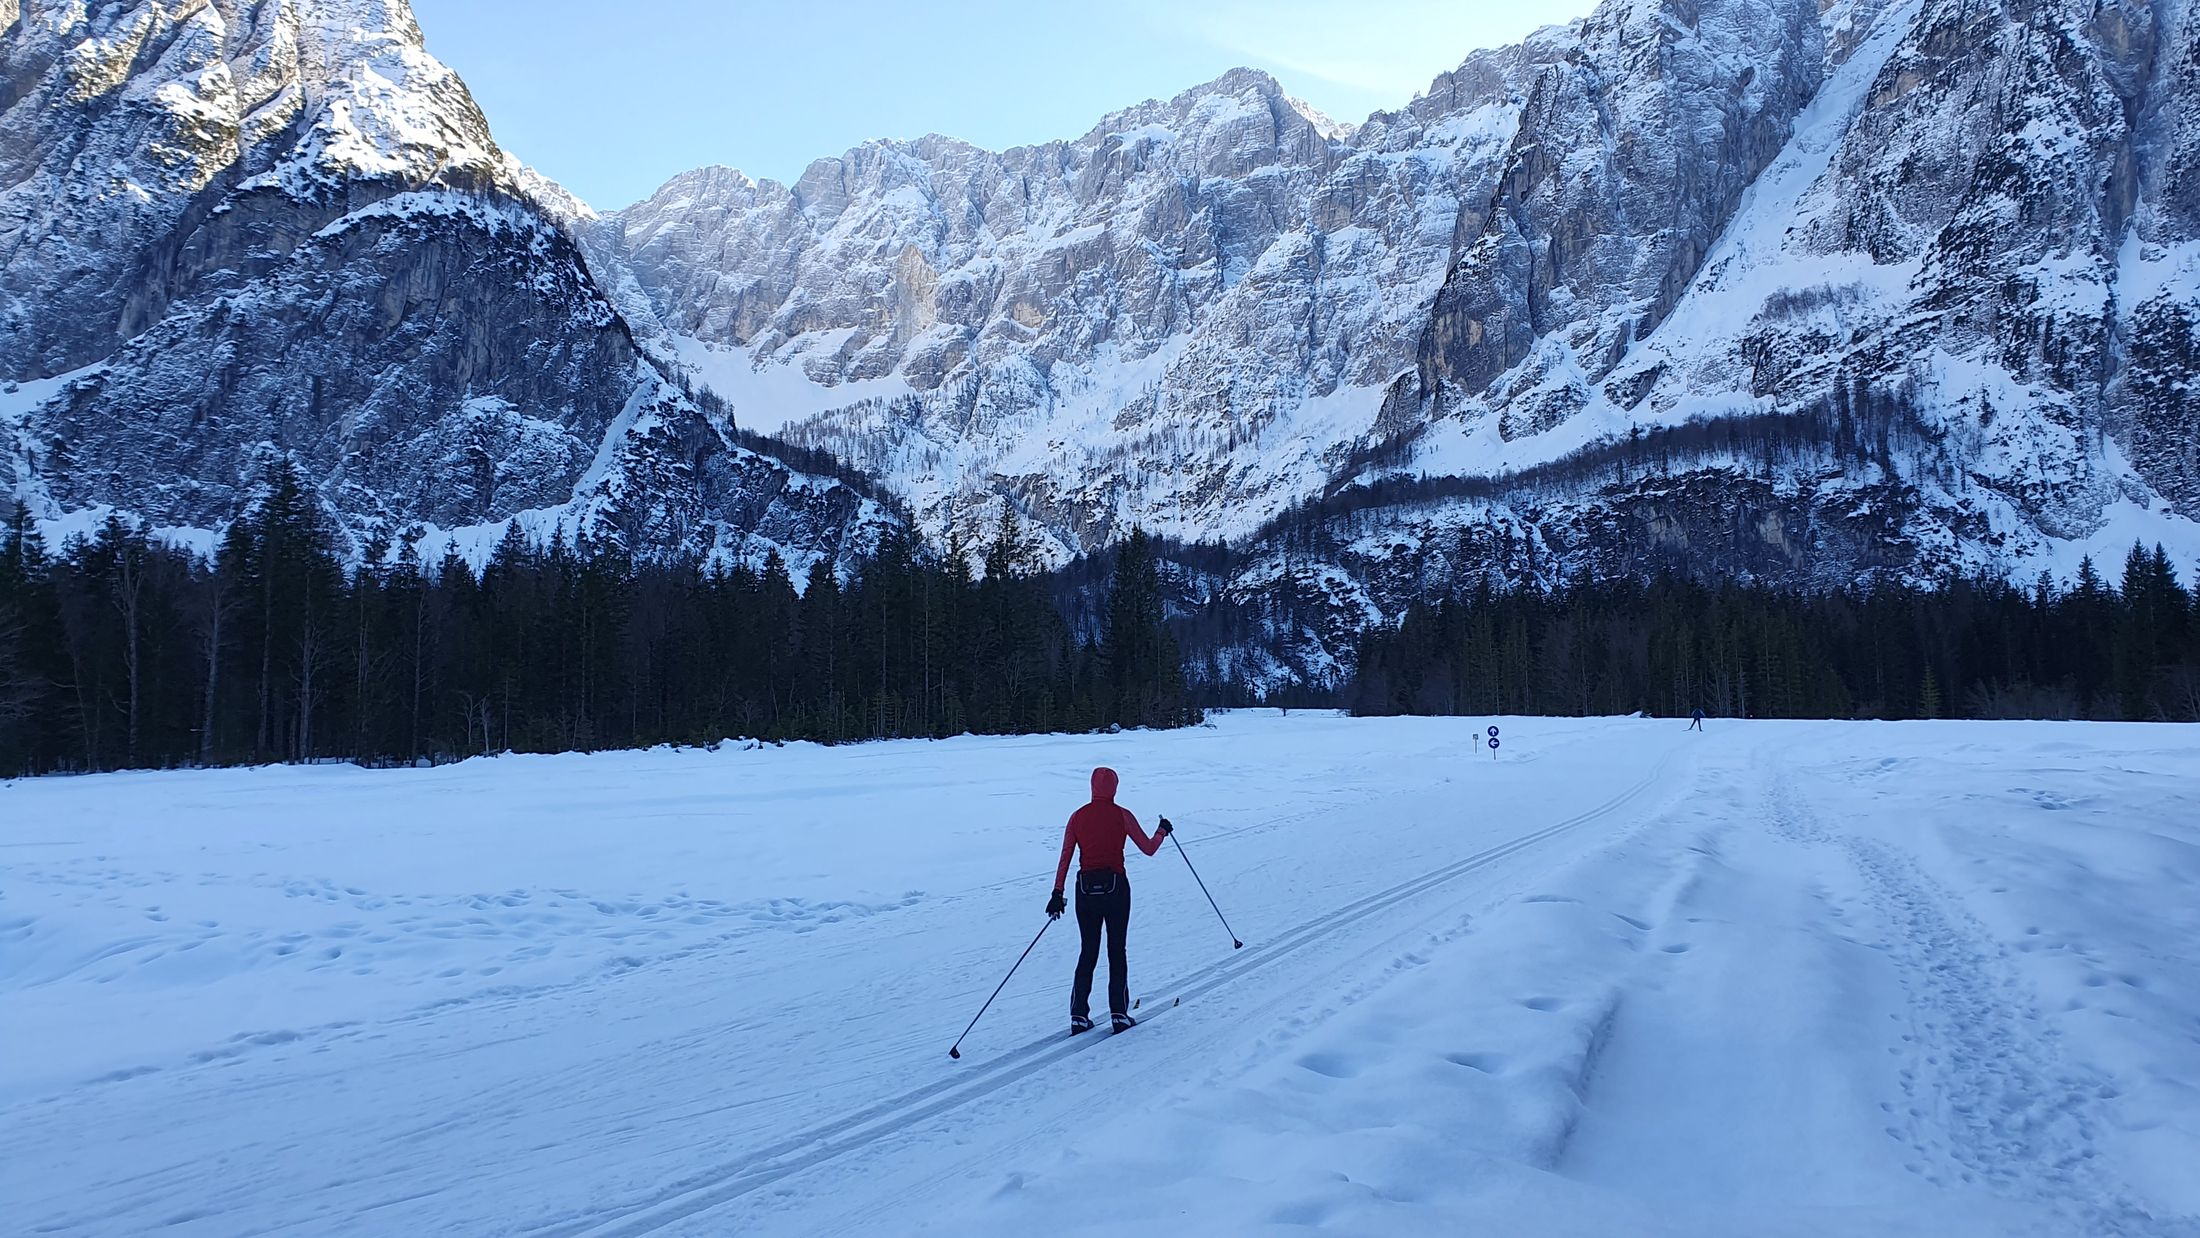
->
[1165,820,1242,949]
[948,916,1054,1059]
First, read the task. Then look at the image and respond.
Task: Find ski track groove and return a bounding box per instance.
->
[521,741,1693,1238]
[8,740,1486,1114]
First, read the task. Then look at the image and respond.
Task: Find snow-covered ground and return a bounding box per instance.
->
[3,714,2196,1236]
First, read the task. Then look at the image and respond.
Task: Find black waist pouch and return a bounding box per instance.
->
[1077,870,1119,896]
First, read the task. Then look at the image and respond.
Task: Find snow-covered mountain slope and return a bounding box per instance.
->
[6,0,2197,626]
[1257,0,2200,652]
[0,0,889,568]
[607,44,1577,561]
[6,715,2196,1234]
[610,0,2200,605]
[1381,0,2200,545]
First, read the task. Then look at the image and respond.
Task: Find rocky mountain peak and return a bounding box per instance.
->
[0,0,524,378]
[0,0,892,577]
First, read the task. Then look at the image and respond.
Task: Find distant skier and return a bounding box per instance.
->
[1047,766,1170,1035]
[1689,708,1706,731]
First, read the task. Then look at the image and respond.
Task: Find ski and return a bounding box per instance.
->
[1059,996,1177,1042]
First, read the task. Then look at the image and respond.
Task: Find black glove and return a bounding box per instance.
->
[1046,889,1066,919]
[1157,818,1174,839]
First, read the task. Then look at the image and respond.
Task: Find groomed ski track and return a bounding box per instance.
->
[533,743,1694,1237]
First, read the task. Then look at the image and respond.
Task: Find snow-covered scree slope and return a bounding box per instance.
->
[3,714,2195,1236]
[611,0,2200,593]
[0,0,890,569]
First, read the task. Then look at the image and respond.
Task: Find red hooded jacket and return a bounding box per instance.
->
[1055,766,1159,888]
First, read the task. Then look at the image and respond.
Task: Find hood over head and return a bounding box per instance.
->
[1090,766,1119,804]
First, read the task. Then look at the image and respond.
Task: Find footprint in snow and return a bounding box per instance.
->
[1270,1198,1336,1226]
[1444,1051,1504,1073]
[1297,1051,1362,1079]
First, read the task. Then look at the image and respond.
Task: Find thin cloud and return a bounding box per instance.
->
[1149,0,1594,109]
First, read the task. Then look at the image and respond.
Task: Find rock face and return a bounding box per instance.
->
[2108,0,2200,513]
[606,0,2200,636]
[605,48,1573,558]
[1411,0,1826,432]
[0,0,889,568]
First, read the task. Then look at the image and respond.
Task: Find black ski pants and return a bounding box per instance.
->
[1071,872,1131,1019]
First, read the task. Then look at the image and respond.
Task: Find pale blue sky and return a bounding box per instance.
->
[408,1,1599,211]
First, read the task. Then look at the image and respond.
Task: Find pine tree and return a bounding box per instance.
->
[0,508,34,767]
[1102,528,1190,728]
[0,505,72,773]
[798,558,844,739]
[93,515,151,764]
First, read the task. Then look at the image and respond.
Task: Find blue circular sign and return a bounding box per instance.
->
[1487,725,1500,738]
[1488,736,1500,750]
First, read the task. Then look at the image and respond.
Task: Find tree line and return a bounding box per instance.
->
[8,456,2194,780]
[0,467,1194,778]
[1346,548,2200,723]
[1262,377,1941,557]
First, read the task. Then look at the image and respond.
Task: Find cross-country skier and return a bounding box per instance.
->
[1689,708,1706,731]
[1047,766,1170,1035]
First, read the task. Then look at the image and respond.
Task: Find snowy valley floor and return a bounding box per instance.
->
[3,714,2197,1237]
